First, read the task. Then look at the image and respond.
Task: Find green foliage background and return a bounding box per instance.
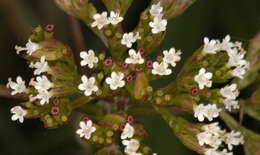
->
[0,0,259,155]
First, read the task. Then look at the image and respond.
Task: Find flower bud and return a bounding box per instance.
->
[154,106,205,154]
[157,0,196,19]
[54,0,96,24]
[245,87,260,121]
[102,0,133,16]
[30,39,72,60]
[133,73,149,100]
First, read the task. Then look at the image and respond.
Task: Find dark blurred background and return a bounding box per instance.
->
[0,0,260,155]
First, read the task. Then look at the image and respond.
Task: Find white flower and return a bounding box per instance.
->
[197,132,222,148]
[121,32,141,48]
[10,106,27,123]
[223,131,244,151]
[204,104,222,121]
[220,84,239,100]
[106,72,125,90]
[108,11,123,25]
[203,37,220,54]
[29,90,52,105]
[6,76,26,95]
[80,50,99,68]
[194,104,207,122]
[121,123,135,140]
[202,123,223,136]
[150,2,163,17]
[194,68,213,89]
[30,75,53,92]
[125,49,144,64]
[232,62,249,79]
[197,123,223,148]
[227,49,247,67]
[152,61,172,76]
[29,56,49,75]
[194,104,221,122]
[219,35,234,52]
[223,99,239,112]
[122,139,140,155]
[91,12,109,29]
[149,16,167,34]
[15,40,40,55]
[78,75,98,96]
[162,48,181,67]
[76,120,96,140]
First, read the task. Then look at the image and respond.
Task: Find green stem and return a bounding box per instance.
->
[220,111,245,132]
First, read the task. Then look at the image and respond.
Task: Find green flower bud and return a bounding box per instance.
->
[54,0,96,24]
[155,0,196,19]
[102,0,133,16]
[154,106,205,154]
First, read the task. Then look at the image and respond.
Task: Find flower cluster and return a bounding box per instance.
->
[152,48,182,76]
[220,84,239,111]
[121,123,142,155]
[203,35,249,79]
[149,2,167,34]
[193,104,221,122]
[191,35,249,154]
[197,123,244,155]
[91,11,123,29]
[6,0,258,154]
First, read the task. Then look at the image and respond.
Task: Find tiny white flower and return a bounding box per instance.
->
[227,49,247,67]
[220,84,239,100]
[202,123,223,136]
[149,16,167,34]
[232,62,249,79]
[76,120,96,140]
[197,132,222,148]
[152,61,172,76]
[10,106,27,123]
[91,12,109,29]
[80,49,99,68]
[29,90,52,105]
[162,48,181,67]
[194,104,207,122]
[78,75,98,96]
[106,72,125,90]
[121,123,135,140]
[194,68,213,89]
[194,104,221,122]
[31,75,53,92]
[125,49,144,64]
[121,32,141,48]
[122,139,140,155]
[219,35,234,52]
[29,56,49,75]
[197,123,224,149]
[223,131,244,151]
[204,104,222,121]
[150,2,163,17]
[108,11,123,25]
[6,76,27,95]
[203,37,220,54]
[15,40,40,55]
[223,99,239,112]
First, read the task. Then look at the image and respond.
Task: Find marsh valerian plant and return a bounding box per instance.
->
[4,0,260,154]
